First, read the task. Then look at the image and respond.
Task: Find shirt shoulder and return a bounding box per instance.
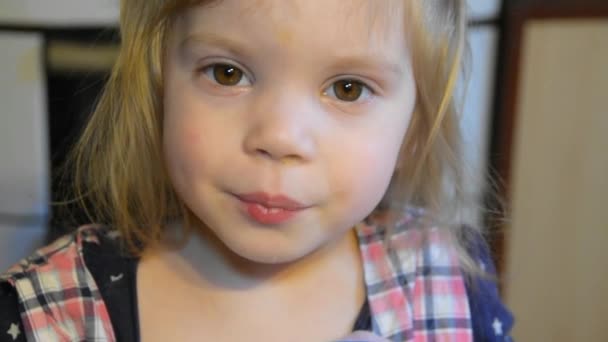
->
[355,207,474,340]
[0,224,115,280]
[356,207,515,341]
[0,224,118,341]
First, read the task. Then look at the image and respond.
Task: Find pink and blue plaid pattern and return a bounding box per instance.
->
[354,210,472,341]
[1,225,116,341]
[2,209,472,341]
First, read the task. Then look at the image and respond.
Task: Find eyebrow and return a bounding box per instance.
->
[180,32,406,80]
[180,32,256,60]
[326,55,405,80]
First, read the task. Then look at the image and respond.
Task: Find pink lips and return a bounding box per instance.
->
[235,192,308,225]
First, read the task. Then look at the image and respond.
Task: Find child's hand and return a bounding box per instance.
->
[334,330,390,342]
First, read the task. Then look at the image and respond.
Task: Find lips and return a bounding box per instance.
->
[235,192,307,210]
[234,192,309,225]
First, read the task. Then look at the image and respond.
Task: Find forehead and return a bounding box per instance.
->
[173,0,408,57]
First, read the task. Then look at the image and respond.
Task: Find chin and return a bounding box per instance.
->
[218,230,321,265]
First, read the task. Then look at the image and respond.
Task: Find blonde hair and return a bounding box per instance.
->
[60,0,484,272]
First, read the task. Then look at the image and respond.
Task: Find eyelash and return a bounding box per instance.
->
[197,62,376,103]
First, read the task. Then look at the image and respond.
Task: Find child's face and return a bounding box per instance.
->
[163,0,415,263]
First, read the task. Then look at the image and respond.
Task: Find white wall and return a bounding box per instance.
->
[0,0,500,25]
[0,32,48,270]
[460,26,500,228]
[467,0,502,21]
[461,0,502,227]
[0,0,118,26]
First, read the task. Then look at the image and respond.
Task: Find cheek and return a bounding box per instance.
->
[163,91,219,190]
[329,124,409,218]
[163,117,199,195]
[166,125,202,169]
[331,95,414,209]
[344,141,399,192]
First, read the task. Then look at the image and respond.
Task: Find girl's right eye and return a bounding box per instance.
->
[201,63,252,87]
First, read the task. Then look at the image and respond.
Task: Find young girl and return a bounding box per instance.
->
[0,0,513,341]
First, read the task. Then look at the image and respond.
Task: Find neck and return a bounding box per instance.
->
[150,221,362,293]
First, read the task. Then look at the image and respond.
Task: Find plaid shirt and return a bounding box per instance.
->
[1,210,474,341]
[355,211,472,341]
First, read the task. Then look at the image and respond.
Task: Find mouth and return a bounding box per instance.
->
[235,192,307,210]
[233,192,310,225]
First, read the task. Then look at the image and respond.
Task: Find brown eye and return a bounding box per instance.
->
[212,63,244,86]
[333,80,364,102]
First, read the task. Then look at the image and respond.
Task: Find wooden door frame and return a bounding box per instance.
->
[489,0,608,276]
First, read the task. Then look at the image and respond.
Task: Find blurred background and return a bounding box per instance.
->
[0,0,606,340]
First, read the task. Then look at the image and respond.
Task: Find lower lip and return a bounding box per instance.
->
[240,201,304,225]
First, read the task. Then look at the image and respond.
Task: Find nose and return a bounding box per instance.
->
[243,88,317,164]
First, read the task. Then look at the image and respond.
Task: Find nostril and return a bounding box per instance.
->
[255,149,301,164]
[256,148,274,159]
[256,149,272,158]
